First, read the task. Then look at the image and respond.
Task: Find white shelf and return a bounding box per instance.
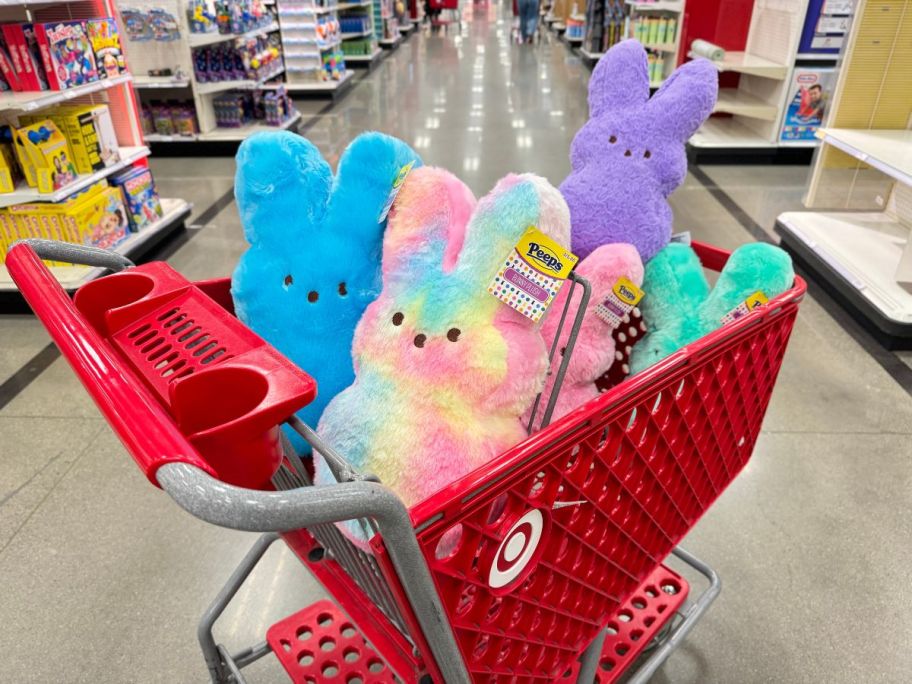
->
[688,51,788,79]
[0,146,150,208]
[379,34,402,47]
[0,74,133,114]
[198,110,302,140]
[342,29,374,38]
[195,66,286,95]
[796,52,839,61]
[552,21,566,30]
[285,70,353,90]
[144,133,199,142]
[188,22,279,48]
[779,210,912,323]
[625,0,682,10]
[580,47,604,60]
[344,47,382,62]
[566,35,583,45]
[714,89,780,121]
[133,75,191,89]
[815,128,912,187]
[689,117,776,149]
[0,198,191,292]
[338,0,372,7]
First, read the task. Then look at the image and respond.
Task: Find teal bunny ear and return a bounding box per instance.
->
[234,131,332,248]
[699,242,794,328]
[326,131,422,251]
[455,174,571,292]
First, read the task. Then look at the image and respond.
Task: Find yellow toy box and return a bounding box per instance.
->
[0,142,21,193]
[13,119,78,193]
[20,104,120,174]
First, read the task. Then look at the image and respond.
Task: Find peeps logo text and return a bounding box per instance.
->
[617,283,637,303]
[525,242,562,273]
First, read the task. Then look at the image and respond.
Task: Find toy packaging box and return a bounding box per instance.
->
[0,44,23,91]
[13,120,78,193]
[0,142,22,193]
[110,166,163,231]
[779,68,835,143]
[20,104,120,173]
[86,18,127,79]
[34,20,99,90]
[2,23,49,91]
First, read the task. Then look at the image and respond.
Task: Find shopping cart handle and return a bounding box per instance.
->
[6,241,218,484]
[14,238,135,272]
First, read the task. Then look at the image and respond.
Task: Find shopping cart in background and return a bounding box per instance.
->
[8,238,805,683]
[428,0,461,30]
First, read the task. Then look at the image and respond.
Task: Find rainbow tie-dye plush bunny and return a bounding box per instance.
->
[232,131,421,454]
[316,167,571,513]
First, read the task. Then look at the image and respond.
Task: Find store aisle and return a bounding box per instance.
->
[1,4,911,682]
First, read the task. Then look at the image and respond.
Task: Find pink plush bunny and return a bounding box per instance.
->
[316,167,572,512]
[526,243,644,431]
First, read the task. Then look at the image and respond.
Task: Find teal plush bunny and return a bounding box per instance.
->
[630,242,795,373]
[232,131,421,454]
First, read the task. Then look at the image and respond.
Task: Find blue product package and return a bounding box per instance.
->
[110,165,163,231]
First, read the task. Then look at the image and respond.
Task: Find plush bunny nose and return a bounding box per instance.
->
[414,334,427,348]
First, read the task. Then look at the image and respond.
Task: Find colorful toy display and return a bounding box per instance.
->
[629,242,795,373]
[86,18,127,79]
[13,120,77,193]
[1,23,49,91]
[192,34,283,83]
[314,168,572,534]
[34,20,99,90]
[20,104,120,174]
[524,243,644,430]
[559,39,718,263]
[187,0,218,34]
[110,166,163,232]
[780,68,835,142]
[232,131,421,453]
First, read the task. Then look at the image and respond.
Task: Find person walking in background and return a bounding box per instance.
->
[517,0,539,43]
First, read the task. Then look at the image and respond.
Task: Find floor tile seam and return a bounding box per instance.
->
[761,429,912,436]
[0,423,107,558]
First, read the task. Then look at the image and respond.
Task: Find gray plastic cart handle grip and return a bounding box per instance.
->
[14,239,134,273]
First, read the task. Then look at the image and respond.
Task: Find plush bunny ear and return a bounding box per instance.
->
[589,39,651,118]
[327,131,422,250]
[647,57,719,142]
[455,174,571,292]
[381,166,476,290]
[235,131,332,248]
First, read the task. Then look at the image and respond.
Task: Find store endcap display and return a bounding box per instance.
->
[315,168,571,542]
[232,130,422,453]
[630,242,795,373]
[560,39,718,263]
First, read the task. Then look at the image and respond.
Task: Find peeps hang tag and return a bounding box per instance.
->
[377,160,415,223]
[721,290,768,325]
[488,227,578,322]
[594,277,645,327]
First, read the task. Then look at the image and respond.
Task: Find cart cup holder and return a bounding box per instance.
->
[73,262,317,489]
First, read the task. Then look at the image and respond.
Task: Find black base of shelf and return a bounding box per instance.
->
[149,140,252,157]
[777,219,912,350]
[688,144,814,165]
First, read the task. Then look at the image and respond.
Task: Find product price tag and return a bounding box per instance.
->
[594,277,645,327]
[377,160,415,223]
[721,290,768,325]
[670,231,692,245]
[488,226,578,322]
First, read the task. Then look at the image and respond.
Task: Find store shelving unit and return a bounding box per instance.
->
[123,0,298,147]
[277,0,354,92]
[777,0,912,347]
[687,0,856,163]
[0,0,189,303]
[337,0,381,66]
[625,0,684,85]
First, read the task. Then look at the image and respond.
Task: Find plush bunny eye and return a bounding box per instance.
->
[643,150,651,159]
[609,135,617,144]
[447,328,461,342]
[624,150,632,157]
[284,275,293,286]
[414,334,427,348]
[338,282,347,296]
[392,312,404,326]
[307,291,319,303]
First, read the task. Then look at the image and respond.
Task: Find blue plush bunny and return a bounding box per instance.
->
[232,130,421,453]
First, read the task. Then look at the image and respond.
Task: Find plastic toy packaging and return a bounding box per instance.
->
[121,8,154,41]
[33,20,99,90]
[140,105,155,135]
[172,104,199,136]
[151,103,176,135]
[13,120,78,193]
[149,7,181,41]
[187,0,218,34]
[20,104,121,173]
[110,165,163,231]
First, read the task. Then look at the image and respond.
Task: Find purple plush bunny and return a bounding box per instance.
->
[560,40,718,262]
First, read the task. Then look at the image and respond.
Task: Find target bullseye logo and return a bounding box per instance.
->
[488,509,545,590]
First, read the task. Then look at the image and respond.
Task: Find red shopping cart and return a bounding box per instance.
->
[7,238,805,683]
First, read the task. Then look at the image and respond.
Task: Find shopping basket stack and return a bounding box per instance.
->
[8,238,805,683]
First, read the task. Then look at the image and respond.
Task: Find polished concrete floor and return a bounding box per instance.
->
[2,4,912,683]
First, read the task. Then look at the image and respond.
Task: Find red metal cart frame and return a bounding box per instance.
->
[7,238,805,683]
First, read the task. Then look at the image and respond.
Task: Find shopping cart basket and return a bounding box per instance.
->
[8,238,805,683]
